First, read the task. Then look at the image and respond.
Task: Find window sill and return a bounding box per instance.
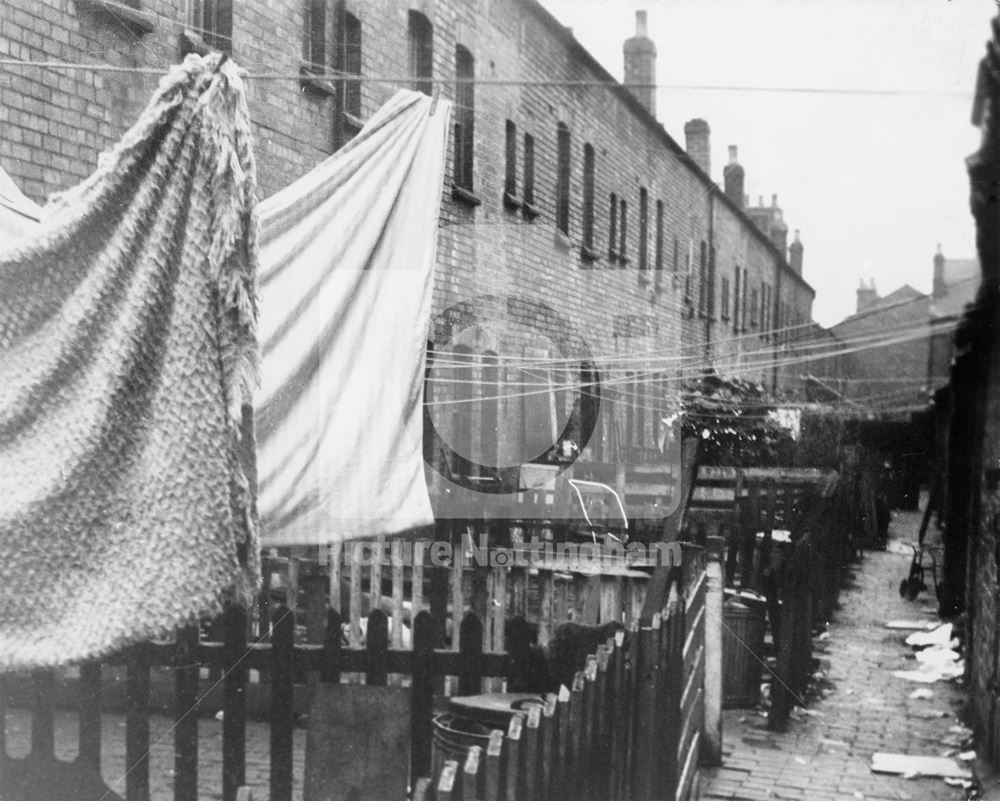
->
[503,191,523,211]
[451,184,482,207]
[300,64,337,97]
[521,201,540,219]
[179,30,211,57]
[343,111,364,132]
[608,250,619,264]
[637,271,650,285]
[77,0,155,36]
[618,256,631,268]
[580,245,600,264]
[553,230,573,251]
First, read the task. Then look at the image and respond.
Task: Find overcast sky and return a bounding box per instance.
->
[539,0,992,326]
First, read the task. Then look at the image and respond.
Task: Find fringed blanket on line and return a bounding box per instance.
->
[0,53,260,670]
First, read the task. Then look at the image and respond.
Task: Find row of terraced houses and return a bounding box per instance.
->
[1,0,818,497]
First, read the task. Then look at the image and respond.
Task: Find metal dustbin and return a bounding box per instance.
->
[723,591,767,708]
[432,694,543,795]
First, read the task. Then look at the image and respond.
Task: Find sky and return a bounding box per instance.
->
[539,0,993,326]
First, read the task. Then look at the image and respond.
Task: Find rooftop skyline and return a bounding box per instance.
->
[539,0,991,326]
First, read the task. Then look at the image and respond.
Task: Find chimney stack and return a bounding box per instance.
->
[770,203,788,253]
[624,10,657,117]
[856,279,879,313]
[789,229,803,275]
[723,145,744,208]
[684,118,711,176]
[933,243,946,298]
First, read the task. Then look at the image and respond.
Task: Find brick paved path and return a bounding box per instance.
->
[4,708,307,801]
[699,505,969,801]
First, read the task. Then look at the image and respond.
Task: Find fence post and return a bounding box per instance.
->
[175,626,200,801]
[411,610,436,782]
[366,609,389,686]
[222,603,248,801]
[270,602,295,801]
[504,712,524,801]
[703,535,725,766]
[485,729,504,801]
[125,647,151,801]
[458,612,483,695]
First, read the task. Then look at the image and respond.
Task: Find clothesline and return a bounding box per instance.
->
[0,57,974,97]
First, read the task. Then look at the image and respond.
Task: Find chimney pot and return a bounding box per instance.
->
[624,9,657,117]
[771,193,778,208]
[723,144,744,207]
[933,245,946,299]
[789,229,804,275]
[684,118,711,176]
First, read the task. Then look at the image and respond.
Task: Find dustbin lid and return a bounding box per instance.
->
[448,693,545,727]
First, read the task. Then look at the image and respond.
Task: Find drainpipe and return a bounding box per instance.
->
[773,256,782,394]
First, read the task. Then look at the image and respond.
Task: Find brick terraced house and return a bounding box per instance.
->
[0,0,817,522]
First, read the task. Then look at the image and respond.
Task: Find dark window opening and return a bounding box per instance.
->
[697,241,707,316]
[341,12,361,117]
[733,266,741,332]
[302,0,326,68]
[608,193,618,261]
[408,11,433,96]
[582,143,595,251]
[504,120,517,199]
[707,245,716,319]
[618,197,628,264]
[750,288,759,328]
[453,45,475,191]
[190,0,232,53]
[721,276,730,321]
[638,187,649,275]
[523,133,536,209]
[555,123,571,235]
[654,199,664,283]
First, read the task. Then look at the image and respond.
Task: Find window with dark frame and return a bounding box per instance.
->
[523,133,536,211]
[555,122,571,235]
[733,266,741,332]
[453,45,475,192]
[741,268,749,332]
[582,143,595,254]
[342,12,361,117]
[638,187,649,276]
[750,288,759,328]
[707,244,716,319]
[408,11,433,96]
[608,193,618,261]
[504,120,518,203]
[189,0,232,53]
[721,276,730,321]
[697,240,707,316]
[618,197,628,264]
[302,0,326,68]
[654,199,664,283]
[673,236,679,273]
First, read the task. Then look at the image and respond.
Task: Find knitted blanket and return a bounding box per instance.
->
[0,53,260,669]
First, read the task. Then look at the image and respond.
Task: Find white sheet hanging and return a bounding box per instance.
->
[255,90,451,545]
[0,162,42,243]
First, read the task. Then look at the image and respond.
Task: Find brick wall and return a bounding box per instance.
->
[1,0,816,462]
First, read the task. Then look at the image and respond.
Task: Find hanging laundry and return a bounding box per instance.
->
[0,161,41,242]
[255,90,451,546]
[0,53,259,669]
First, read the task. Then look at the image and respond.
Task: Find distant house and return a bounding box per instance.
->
[821,247,978,414]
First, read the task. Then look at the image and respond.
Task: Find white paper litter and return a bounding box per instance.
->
[905,623,953,648]
[908,688,934,700]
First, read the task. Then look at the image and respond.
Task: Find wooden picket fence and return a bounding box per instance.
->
[417,544,707,801]
[0,527,704,801]
[682,466,857,729]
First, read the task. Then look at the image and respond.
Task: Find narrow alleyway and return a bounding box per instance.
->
[700,502,969,801]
